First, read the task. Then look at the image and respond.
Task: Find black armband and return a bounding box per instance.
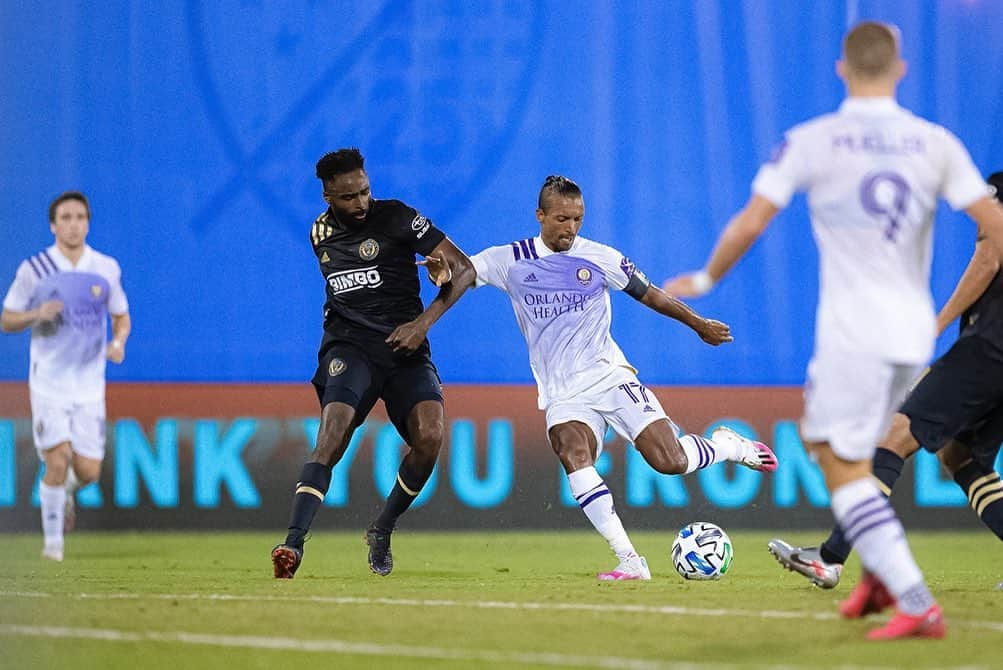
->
[623,270,651,300]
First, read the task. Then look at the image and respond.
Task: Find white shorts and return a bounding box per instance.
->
[30,391,107,461]
[800,351,922,462]
[545,367,669,455]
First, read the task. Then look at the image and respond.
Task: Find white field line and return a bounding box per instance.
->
[0,623,706,670]
[2,590,1002,634]
[0,624,991,670]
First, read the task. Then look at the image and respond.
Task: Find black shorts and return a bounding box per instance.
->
[311,331,443,444]
[900,335,1003,458]
[953,406,1003,470]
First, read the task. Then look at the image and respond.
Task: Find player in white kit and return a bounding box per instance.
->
[431,175,778,581]
[1,191,131,561]
[665,22,1003,639]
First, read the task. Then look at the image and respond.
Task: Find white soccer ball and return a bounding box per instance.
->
[671,521,733,581]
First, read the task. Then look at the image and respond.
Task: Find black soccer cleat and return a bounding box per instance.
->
[365,525,393,576]
[271,544,302,579]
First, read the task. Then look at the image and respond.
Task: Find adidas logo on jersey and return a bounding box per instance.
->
[642,405,655,413]
[524,273,538,282]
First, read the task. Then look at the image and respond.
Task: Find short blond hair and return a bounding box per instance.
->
[843,21,900,78]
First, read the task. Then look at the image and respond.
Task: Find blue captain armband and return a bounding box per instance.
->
[623,270,651,300]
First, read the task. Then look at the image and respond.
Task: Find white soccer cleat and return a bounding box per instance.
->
[712,426,778,472]
[597,554,651,581]
[42,545,64,562]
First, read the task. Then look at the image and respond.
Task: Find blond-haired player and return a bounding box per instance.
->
[665,22,1003,639]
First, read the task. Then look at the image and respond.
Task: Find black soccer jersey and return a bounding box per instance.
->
[961,269,1003,353]
[310,199,445,336]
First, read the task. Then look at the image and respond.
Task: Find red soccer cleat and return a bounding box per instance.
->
[839,573,894,618]
[271,544,302,579]
[867,604,946,640]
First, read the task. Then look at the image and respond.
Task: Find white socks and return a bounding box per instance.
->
[39,482,66,552]
[567,466,636,560]
[831,478,934,614]
[678,434,729,474]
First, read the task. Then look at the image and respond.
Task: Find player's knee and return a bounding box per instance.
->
[313,423,353,466]
[409,424,443,460]
[73,460,102,485]
[41,446,71,483]
[881,413,919,458]
[552,440,592,472]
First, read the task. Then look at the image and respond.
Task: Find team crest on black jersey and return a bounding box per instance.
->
[91,285,102,297]
[328,358,346,376]
[359,238,380,260]
[576,267,593,286]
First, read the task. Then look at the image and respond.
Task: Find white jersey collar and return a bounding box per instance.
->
[838,97,902,115]
[535,235,584,258]
[48,243,93,270]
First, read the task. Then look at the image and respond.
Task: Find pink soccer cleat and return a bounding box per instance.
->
[712,426,778,473]
[597,555,651,581]
[867,604,946,640]
[840,572,894,618]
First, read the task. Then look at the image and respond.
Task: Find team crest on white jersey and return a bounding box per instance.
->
[359,239,380,260]
[576,267,593,286]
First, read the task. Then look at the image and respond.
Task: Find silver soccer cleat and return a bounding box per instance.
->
[767,538,842,589]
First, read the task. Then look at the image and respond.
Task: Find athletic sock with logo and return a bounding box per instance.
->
[954,460,1003,540]
[832,478,934,615]
[375,461,430,531]
[820,447,904,564]
[39,482,66,552]
[568,466,636,560]
[283,461,332,549]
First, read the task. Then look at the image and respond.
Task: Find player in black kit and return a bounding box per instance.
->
[769,172,1003,594]
[272,148,474,578]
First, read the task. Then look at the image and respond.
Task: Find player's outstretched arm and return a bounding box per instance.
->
[386,237,475,353]
[638,285,733,346]
[663,195,778,297]
[936,239,999,335]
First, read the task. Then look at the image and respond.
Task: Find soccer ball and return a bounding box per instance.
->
[671,521,733,581]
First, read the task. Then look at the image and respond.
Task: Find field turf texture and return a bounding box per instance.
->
[2,530,1000,669]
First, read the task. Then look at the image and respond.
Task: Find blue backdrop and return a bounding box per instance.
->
[2,1,1001,385]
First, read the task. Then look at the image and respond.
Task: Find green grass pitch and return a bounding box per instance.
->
[1,530,1000,669]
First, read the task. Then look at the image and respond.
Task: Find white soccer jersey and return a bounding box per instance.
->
[3,245,128,402]
[471,235,646,409]
[753,97,991,364]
